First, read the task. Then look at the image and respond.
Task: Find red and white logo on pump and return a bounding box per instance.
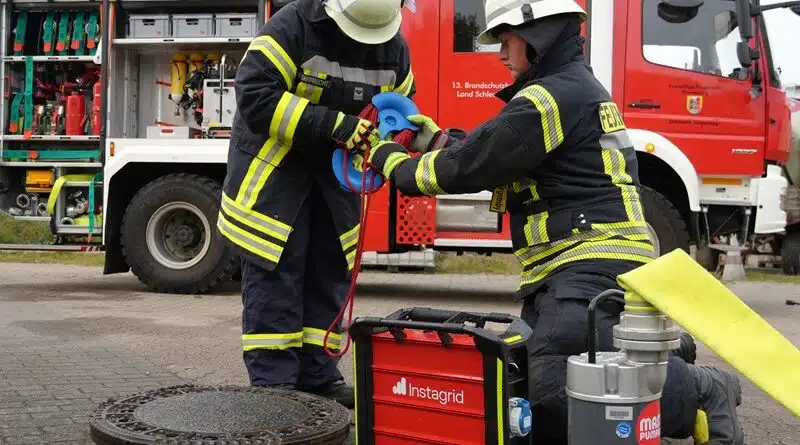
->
[635,401,661,444]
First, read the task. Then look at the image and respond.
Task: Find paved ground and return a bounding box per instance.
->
[0,262,797,445]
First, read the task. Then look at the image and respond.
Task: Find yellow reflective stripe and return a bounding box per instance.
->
[270,92,308,143]
[393,68,414,96]
[601,145,645,223]
[517,84,564,152]
[340,224,360,252]
[414,150,445,195]
[523,212,549,245]
[221,192,291,242]
[248,35,297,89]
[217,212,283,263]
[382,151,410,177]
[235,93,305,208]
[295,69,327,104]
[353,341,359,444]
[242,332,303,351]
[496,358,504,445]
[515,222,652,268]
[303,327,342,350]
[236,138,291,208]
[518,239,655,288]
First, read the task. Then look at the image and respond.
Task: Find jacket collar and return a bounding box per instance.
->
[299,0,332,23]
[495,35,586,103]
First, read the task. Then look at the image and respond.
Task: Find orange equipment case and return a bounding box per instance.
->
[348,307,534,444]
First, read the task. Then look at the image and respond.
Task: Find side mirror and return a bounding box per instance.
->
[736,41,753,68]
[735,0,753,39]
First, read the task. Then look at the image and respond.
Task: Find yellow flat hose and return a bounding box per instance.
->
[47,174,96,214]
[616,248,800,417]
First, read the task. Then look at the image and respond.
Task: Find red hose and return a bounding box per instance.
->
[322,105,416,358]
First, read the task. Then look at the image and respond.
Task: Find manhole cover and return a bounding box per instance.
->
[89,384,350,445]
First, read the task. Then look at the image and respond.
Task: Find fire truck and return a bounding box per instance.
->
[1,0,799,294]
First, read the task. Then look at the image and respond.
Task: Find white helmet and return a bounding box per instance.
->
[324,0,415,44]
[476,0,587,45]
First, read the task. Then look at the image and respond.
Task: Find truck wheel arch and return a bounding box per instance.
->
[628,129,701,213]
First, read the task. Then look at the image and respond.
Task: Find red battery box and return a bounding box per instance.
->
[349,307,534,445]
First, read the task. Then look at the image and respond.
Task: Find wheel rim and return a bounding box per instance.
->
[146,202,211,270]
[646,222,661,256]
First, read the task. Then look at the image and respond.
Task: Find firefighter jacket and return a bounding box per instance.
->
[370,35,655,299]
[217,0,415,272]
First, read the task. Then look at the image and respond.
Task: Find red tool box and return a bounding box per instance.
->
[348,307,534,445]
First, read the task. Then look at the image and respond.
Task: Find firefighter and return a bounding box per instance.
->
[367,0,744,443]
[218,0,415,408]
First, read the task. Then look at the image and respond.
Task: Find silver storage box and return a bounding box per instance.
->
[172,14,213,38]
[201,79,236,128]
[434,192,501,233]
[129,14,170,38]
[215,13,258,38]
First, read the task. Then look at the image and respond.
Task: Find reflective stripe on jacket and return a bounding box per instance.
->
[374,36,654,297]
[218,0,415,272]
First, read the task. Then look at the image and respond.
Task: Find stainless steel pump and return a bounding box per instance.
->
[566,289,682,444]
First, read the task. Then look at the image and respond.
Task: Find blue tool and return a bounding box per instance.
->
[332,92,420,193]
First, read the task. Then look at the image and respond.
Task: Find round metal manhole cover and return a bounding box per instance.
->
[88,384,351,445]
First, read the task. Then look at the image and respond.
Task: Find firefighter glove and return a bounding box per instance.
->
[407,114,451,153]
[332,112,382,153]
[368,140,410,179]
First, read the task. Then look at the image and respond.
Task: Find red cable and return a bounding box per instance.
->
[322,106,415,358]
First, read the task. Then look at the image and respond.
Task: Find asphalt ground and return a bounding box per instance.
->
[0,262,797,445]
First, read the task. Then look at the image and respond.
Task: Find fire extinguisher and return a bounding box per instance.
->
[91,78,101,136]
[65,92,86,135]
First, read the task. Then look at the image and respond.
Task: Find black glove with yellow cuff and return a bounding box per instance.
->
[331,112,382,153]
[368,140,411,179]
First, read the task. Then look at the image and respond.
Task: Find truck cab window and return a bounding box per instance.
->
[454,0,500,53]
[642,0,743,79]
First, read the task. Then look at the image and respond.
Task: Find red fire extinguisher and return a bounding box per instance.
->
[91,79,101,136]
[65,92,86,136]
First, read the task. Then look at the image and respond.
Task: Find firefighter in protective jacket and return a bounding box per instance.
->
[368,1,745,444]
[217,0,415,408]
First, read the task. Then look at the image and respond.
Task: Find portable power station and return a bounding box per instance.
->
[348,307,534,445]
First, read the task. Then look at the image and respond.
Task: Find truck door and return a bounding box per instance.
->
[623,0,766,176]
[437,0,509,132]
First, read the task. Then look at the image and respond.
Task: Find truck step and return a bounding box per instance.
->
[0,243,103,252]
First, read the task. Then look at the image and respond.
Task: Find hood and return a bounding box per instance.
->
[495,13,585,103]
[515,13,583,70]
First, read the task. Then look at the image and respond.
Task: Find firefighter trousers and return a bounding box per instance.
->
[520,260,699,445]
[240,186,350,389]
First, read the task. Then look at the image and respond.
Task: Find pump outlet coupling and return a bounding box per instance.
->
[566,289,682,445]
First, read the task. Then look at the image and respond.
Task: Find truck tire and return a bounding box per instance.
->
[780,229,800,275]
[120,173,237,294]
[639,185,690,256]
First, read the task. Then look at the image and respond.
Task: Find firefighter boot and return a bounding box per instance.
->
[300,379,354,408]
[688,364,744,445]
[671,331,698,364]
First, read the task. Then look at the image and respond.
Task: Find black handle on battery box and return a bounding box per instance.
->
[403,307,515,326]
[586,289,626,364]
[353,318,475,335]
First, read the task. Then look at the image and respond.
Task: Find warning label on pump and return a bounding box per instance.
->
[451,81,510,99]
[635,401,661,444]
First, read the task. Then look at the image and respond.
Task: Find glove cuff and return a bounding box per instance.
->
[331,113,359,143]
[369,142,409,178]
[426,130,452,153]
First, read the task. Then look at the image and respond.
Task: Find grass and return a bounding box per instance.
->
[435,252,520,275]
[0,214,104,266]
